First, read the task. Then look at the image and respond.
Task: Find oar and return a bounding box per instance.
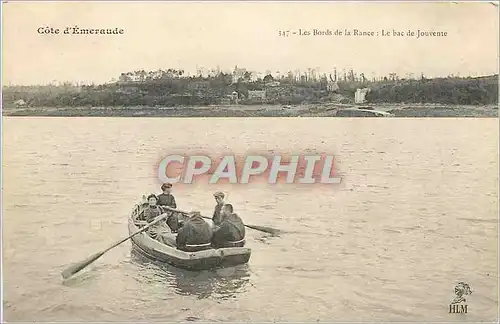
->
[163,206,281,235]
[61,212,170,280]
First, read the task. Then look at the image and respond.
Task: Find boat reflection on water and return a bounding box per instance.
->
[129,248,252,300]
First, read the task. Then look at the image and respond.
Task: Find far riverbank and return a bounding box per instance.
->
[2,103,498,118]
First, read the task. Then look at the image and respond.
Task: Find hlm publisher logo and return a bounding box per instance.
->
[449,282,472,314]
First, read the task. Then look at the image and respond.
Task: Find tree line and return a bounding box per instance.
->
[3,67,498,107]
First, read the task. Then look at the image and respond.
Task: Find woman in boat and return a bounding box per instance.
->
[138,194,165,223]
[212,191,225,226]
[176,211,213,252]
[211,204,246,248]
[138,194,171,241]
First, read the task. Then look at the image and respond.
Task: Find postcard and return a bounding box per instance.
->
[2,1,498,322]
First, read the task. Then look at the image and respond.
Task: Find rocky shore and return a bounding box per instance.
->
[3,103,498,118]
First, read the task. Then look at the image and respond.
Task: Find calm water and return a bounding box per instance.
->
[2,117,498,322]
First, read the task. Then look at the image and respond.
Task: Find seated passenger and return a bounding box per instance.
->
[175,211,213,252]
[211,204,246,248]
[137,194,169,240]
[138,194,165,223]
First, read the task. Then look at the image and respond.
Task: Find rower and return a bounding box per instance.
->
[157,183,182,232]
[211,204,246,248]
[176,211,213,252]
[157,183,177,208]
[212,191,225,226]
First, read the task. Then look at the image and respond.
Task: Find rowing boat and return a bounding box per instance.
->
[128,204,252,271]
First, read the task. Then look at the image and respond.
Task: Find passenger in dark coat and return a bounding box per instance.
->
[212,204,246,248]
[157,183,181,232]
[212,191,225,226]
[176,211,213,252]
[157,183,177,208]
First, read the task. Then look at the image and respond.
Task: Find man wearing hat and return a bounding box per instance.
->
[157,183,177,208]
[212,191,225,226]
[157,183,182,232]
[212,203,246,248]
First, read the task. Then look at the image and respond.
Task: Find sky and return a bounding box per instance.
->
[2,1,499,85]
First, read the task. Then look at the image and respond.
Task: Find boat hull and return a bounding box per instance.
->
[128,211,251,271]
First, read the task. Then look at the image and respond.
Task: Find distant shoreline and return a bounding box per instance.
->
[2,103,498,118]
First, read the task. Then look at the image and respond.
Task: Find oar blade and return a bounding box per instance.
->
[245,224,281,236]
[61,251,105,280]
[60,212,170,280]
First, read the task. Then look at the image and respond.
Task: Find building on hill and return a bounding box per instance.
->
[355,88,371,104]
[265,81,281,87]
[14,99,27,107]
[232,66,248,84]
[248,90,266,100]
[231,91,239,104]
